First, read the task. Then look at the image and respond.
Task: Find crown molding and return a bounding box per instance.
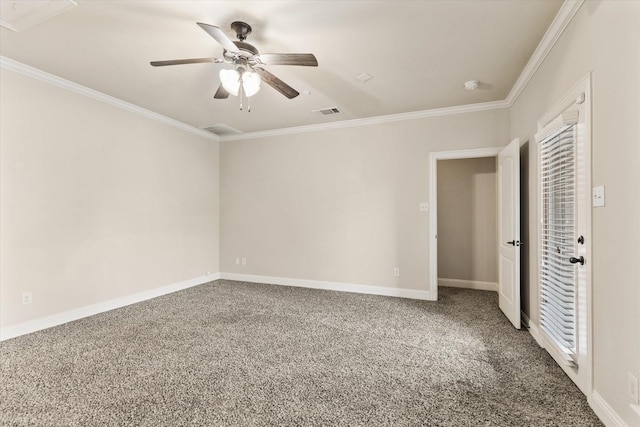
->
[220,100,510,142]
[505,0,584,106]
[0,56,219,142]
[221,0,583,142]
[1,1,581,143]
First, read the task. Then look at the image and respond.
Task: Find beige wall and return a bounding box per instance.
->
[437,157,497,283]
[220,109,509,290]
[510,1,640,424]
[3,2,638,423]
[0,69,220,327]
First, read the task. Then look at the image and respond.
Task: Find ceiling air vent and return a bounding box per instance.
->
[312,107,342,116]
[202,124,243,137]
[0,0,77,32]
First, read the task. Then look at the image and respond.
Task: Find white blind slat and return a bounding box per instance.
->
[538,123,578,364]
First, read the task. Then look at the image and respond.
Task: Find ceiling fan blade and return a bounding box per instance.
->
[150,58,222,67]
[254,68,300,99]
[214,84,230,99]
[258,53,318,67]
[197,22,240,54]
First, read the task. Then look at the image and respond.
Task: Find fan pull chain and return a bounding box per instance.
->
[236,78,252,112]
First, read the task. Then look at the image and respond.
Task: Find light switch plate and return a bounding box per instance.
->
[592,185,605,207]
[419,203,429,212]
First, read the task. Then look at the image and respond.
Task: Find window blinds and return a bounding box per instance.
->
[537,111,579,366]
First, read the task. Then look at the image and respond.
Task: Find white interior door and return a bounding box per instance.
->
[498,138,521,329]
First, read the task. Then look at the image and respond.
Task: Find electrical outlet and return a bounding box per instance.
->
[241,258,247,266]
[393,267,400,277]
[235,257,240,265]
[22,292,32,305]
[419,202,429,212]
[629,372,639,404]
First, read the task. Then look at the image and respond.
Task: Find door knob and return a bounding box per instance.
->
[507,240,515,246]
[569,256,585,265]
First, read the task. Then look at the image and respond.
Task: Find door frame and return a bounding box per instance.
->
[428,147,504,301]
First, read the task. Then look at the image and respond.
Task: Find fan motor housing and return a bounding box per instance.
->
[224,41,259,65]
[233,41,258,56]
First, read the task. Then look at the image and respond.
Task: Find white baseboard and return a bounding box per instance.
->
[438,278,498,292]
[521,311,544,347]
[524,317,629,427]
[590,390,629,427]
[220,272,434,301]
[527,321,545,348]
[0,273,220,341]
[527,327,631,427]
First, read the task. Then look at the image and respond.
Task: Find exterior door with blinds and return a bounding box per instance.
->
[538,112,579,365]
[536,81,591,395]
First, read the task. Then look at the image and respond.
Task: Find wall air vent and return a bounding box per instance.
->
[312,107,343,116]
[202,124,243,137]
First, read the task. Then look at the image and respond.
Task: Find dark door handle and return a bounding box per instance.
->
[569,256,585,265]
[506,240,515,246]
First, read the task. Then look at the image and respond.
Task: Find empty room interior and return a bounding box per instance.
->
[1,1,638,426]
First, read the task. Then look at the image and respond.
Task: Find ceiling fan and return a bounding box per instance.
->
[151,21,318,110]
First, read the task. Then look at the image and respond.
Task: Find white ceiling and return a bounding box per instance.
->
[0,0,563,135]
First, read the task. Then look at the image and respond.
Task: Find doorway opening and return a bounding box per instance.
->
[436,157,498,292]
[429,142,523,329]
[428,147,502,302]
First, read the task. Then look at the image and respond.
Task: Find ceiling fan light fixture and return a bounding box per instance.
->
[152,20,318,109]
[219,68,261,97]
[242,71,261,97]
[220,69,240,96]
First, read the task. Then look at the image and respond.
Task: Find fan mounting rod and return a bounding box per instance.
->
[231,21,252,41]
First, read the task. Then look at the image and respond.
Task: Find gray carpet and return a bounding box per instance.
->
[1,280,601,426]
